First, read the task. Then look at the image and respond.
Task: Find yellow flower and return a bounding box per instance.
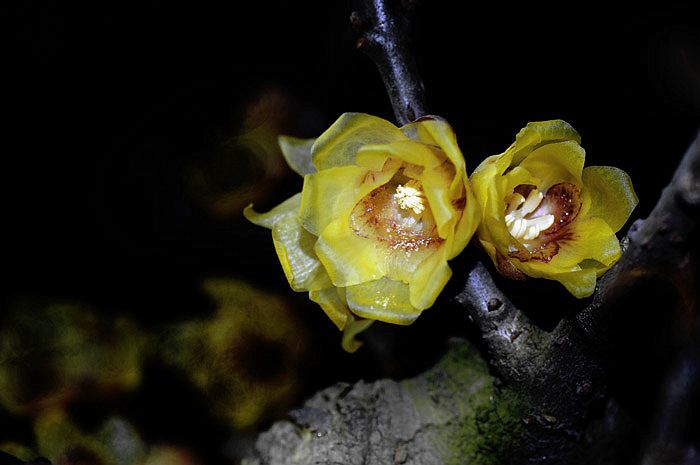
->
[245,113,480,351]
[470,120,638,298]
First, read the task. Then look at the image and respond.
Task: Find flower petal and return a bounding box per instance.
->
[345,277,422,325]
[518,140,585,188]
[401,116,466,181]
[311,113,406,170]
[309,287,350,330]
[314,214,383,287]
[548,216,621,269]
[278,135,316,176]
[356,139,446,172]
[299,165,397,236]
[510,120,581,166]
[449,196,479,258]
[554,268,598,298]
[471,162,532,253]
[408,248,452,310]
[581,166,638,232]
[243,193,301,229]
[341,317,374,353]
[271,214,331,291]
[419,159,458,238]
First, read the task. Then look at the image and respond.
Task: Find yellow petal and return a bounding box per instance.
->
[548,216,621,269]
[271,215,331,291]
[299,165,397,236]
[512,259,594,298]
[243,193,301,230]
[278,135,316,176]
[408,248,452,310]
[314,214,383,287]
[470,155,502,220]
[311,113,406,170]
[345,277,422,325]
[400,116,480,256]
[581,166,638,232]
[356,139,445,172]
[448,193,480,259]
[309,287,350,331]
[419,160,458,239]
[471,162,532,253]
[518,140,585,189]
[553,268,598,298]
[401,116,466,181]
[509,120,581,166]
[341,316,374,353]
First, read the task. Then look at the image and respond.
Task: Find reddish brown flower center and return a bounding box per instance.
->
[507,182,582,262]
[350,168,443,252]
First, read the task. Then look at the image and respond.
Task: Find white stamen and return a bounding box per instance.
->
[394,181,425,215]
[504,188,554,241]
[520,190,543,216]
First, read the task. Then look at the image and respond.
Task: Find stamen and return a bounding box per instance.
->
[520,190,543,216]
[394,180,425,215]
[504,187,555,241]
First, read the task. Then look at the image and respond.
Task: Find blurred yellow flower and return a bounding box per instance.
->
[245,113,480,351]
[471,120,638,298]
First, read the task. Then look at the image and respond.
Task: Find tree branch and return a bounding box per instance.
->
[351,0,427,125]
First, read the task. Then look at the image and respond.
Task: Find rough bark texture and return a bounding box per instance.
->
[245,339,525,465]
[245,0,700,463]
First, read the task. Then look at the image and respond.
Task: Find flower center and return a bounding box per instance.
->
[394,180,426,215]
[506,182,583,263]
[350,171,442,253]
[504,188,555,241]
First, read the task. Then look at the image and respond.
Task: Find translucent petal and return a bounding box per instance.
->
[470,155,502,219]
[510,120,581,166]
[299,165,396,236]
[553,268,598,298]
[518,140,585,189]
[581,166,638,232]
[341,317,374,353]
[548,216,621,269]
[345,277,423,325]
[243,193,301,230]
[311,113,406,170]
[356,139,446,172]
[314,214,383,287]
[449,188,480,258]
[278,135,316,176]
[419,160,458,239]
[471,162,531,252]
[408,248,452,310]
[309,287,350,331]
[401,116,466,181]
[271,215,331,291]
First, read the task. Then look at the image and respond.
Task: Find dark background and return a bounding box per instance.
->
[4,0,700,463]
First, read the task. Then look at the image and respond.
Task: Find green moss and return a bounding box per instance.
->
[404,341,526,465]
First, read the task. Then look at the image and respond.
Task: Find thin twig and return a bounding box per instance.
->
[351,0,427,124]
